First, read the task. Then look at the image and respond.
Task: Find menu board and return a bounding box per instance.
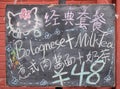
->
[6,5,115,87]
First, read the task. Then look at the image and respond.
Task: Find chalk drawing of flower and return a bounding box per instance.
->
[19,8,31,20]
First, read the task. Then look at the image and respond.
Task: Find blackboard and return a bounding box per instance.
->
[6,5,115,87]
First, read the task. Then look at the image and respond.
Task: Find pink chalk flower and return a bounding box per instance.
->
[19,8,31,20]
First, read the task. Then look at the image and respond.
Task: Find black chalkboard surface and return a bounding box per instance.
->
[6,5,115,87]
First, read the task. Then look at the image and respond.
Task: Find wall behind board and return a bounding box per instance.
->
[0,0,120,89]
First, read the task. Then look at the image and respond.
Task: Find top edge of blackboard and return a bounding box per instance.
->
[6,4,115,7]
